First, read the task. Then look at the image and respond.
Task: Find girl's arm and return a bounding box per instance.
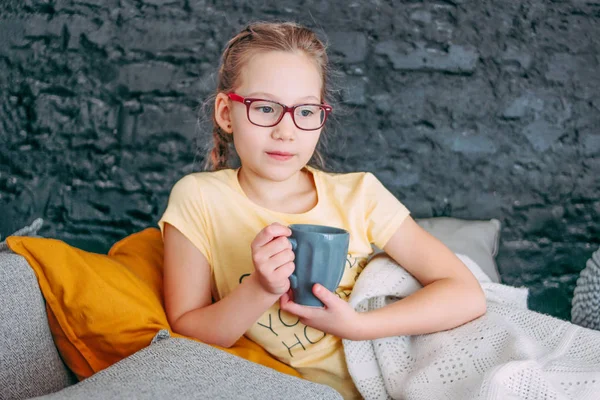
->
[359,215,487,340]
[163,223,280,348]
[280,216,487,341]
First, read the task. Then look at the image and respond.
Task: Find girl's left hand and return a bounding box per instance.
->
[279,284,365,341]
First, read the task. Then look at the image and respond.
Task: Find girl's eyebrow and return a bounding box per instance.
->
[246,92,320,103]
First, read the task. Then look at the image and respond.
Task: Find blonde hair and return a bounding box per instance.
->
[205,21,331,171]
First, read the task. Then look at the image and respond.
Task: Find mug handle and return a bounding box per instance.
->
[288,238,298,289]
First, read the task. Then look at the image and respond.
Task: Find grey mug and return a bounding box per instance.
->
[287,224,350,307]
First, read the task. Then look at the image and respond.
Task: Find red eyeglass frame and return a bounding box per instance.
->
[227,92,333,131]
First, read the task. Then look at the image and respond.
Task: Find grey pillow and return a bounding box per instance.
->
[571,247,600,330]
[0,218,44,251]
[35,336,342,400]
[415,217,502,283]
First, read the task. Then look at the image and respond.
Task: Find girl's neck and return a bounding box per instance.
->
[237,166,318,214]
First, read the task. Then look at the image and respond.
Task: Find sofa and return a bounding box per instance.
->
[1,217,596,399]
[0,245,344,399]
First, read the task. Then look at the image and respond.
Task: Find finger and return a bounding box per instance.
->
[264,236,294,257]
[269,248,294,267]
[252,239,292,271]
[312,284,343,309]
[280,297,318,320]
[280,291,291,308]
[252,223,292,248]
[272,261,295,281]
[279,289,295,308]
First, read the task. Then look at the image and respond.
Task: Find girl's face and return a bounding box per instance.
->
[216,50,324,182]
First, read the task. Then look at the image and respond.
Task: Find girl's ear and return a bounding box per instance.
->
[215,93,234,134]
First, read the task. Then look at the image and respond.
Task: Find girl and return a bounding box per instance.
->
[158,22,486,399]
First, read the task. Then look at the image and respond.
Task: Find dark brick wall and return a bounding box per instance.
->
[1,1,599,320]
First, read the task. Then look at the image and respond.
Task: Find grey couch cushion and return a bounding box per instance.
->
[0,249,77,400]
[36,337,342,400]
[416,217,502,283]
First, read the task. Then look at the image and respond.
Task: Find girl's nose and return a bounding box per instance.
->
[272,111,296,140]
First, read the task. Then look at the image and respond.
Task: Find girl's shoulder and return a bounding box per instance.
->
[310,167,379,189]
[169,169,237,198]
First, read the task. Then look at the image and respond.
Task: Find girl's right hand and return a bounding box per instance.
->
[251,222,295,295]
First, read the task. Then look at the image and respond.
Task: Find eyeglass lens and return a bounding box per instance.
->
[248,100,326,129]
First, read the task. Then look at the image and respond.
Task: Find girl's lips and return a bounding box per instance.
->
[266,152,294,161]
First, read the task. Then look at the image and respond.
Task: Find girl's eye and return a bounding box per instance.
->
[256,106,274,113]
[297,107,317,118]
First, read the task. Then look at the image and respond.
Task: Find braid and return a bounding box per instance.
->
[207,125,232,171]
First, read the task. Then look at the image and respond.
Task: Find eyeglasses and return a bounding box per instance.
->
[227,93,332,131]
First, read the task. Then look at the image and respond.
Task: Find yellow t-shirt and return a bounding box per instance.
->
[158,166,410,399]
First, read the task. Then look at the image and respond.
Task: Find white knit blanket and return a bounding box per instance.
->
[342,254,600,400]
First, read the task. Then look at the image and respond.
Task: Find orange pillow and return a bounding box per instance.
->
[6,228,299,380]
